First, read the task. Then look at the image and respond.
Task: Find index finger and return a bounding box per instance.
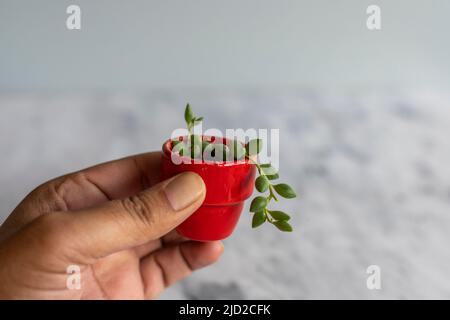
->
[81,151,162,200]
[1,152,163,237]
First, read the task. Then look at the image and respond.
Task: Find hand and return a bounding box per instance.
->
[0,152,223,299]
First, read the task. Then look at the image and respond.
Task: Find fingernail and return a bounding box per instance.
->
[164,172,205,211]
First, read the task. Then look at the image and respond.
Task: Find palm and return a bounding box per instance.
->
[83,231,189,299]
[85,249,146,299]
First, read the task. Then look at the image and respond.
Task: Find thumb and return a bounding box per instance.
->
[54,172,205,260]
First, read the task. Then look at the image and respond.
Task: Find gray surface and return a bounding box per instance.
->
[1,0,450,90]
[1,89,450,299]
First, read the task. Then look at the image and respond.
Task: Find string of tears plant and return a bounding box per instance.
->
[245,139,297,232]
[172,103,297,232]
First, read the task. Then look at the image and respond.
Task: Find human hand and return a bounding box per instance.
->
[0,152,223,299]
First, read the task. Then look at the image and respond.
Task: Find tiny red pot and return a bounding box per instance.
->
[161,136,256,241]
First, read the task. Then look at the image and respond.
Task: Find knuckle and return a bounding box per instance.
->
[52,173,86,203]
[32,173,86,212]
[120,192,159,230]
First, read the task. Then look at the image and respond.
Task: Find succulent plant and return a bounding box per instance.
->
[171,103,297,232]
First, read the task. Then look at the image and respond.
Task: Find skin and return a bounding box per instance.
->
[0,152,223,299]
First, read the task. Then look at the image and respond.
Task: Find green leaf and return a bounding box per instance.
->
[172,141,187,155]
[260,165,278,176]
[255,175,269,192]
[252,211,266,228]
[190,145,202,159]
[184,103,194,124]
[187,135,202,159]
[172,140,181,148]
[250,196,268,212]
[268,210,291,221]
[203,143,230,162]
[202,143,215,160]
[273,183,297,199]
[273,220,293,232]
[202,141,210,152]
[222,144,231,161]
[178,143,189,156]
[245,139,263,156]
[266,173,279,180]
[229,140,246,160]
[211,143,228,161]
[190,134,202,148]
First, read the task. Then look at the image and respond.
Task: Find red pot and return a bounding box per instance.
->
[160,136,256,241]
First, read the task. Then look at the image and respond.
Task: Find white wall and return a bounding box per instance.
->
[1,0,449,90]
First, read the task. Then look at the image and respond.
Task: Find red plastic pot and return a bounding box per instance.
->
[161,136,256,241]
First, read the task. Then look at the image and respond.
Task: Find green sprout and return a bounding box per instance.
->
[172,103,297,232]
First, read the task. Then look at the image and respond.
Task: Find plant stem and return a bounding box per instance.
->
[264,208,273,224]
[268,184,279,202]
[248,157,279,226]
[250,160,278,201]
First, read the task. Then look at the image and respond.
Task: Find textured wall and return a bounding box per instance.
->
[1,0,450,90]
[1,89,449,299]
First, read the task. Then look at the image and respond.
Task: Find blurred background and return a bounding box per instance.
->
[1,0,450,299]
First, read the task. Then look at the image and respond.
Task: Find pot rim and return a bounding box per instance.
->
[162,135,253,167]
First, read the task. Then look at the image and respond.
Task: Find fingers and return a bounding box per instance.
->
[77,151,162,201]
[1,152,162,239]
[140,241,224,299]
[41,151,162,210]
[134,230,189,258]
[52,172,206,262]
